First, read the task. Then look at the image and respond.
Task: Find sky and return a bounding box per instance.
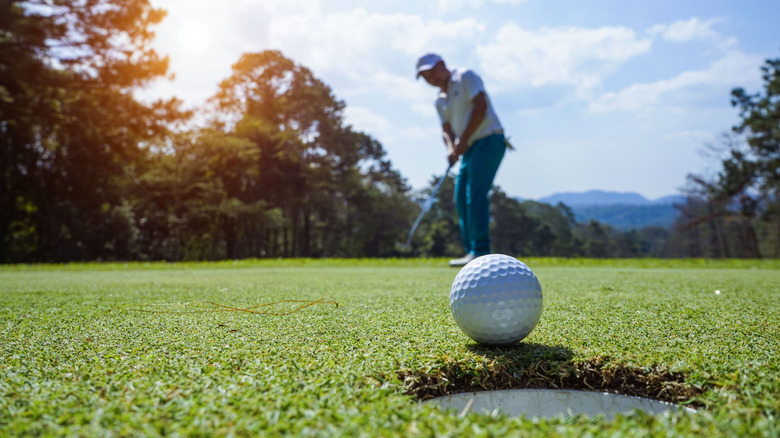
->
[142,0,780,200]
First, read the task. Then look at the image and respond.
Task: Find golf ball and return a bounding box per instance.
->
[450,254,543,346]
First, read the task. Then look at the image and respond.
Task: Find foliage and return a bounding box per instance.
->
[0,0,182,262]
[406,174,461,257]
[491,190,578,257]
[731,56,780,196]
[0,2,413,262]
[202,50,412,258]
[1,3,776,262]
[675,53,780,258]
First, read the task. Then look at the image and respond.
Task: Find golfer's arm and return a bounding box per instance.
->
[442,122,457,155]
[460,92,487,146]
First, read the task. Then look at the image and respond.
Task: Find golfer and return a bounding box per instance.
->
[416,53,509,267]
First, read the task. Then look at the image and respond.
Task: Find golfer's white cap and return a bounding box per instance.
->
[416,53,443,78]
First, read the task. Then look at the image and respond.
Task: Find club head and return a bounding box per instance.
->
[395,241,412,253]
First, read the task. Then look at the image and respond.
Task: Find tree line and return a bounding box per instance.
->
[1,1,778,263]
[674,56,780,259]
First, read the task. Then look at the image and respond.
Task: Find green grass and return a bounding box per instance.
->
[1,259,778,436]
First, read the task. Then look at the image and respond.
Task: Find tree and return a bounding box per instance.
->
[131,131,282,261]
[730,54,780,256]
[635,227,673,257]
[676,54,780,258]
[521,201,580,256]
[731,56,780,193]
[490,189,582,257]
[0,0,180,262]
[208,50,410,258]
[411,174,460,257]
[490,191,543,257]
[576,220,610,258]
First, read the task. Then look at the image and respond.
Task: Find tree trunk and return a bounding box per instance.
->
[688,225,701,258]
[776,211,780,257]
[302,209,311,257]
[224,216,236,259]
[741,217,760,258]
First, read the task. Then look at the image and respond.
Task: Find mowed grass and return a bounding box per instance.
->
[1,259,778,436]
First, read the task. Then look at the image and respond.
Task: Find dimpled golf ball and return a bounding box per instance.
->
[450,254,543,346]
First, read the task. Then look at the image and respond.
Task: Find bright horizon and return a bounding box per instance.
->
[142,0,780,200]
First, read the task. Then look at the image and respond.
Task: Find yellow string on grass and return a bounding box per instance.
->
[127,297,339,316]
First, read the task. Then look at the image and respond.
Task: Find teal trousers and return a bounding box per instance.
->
[455,133,506,256]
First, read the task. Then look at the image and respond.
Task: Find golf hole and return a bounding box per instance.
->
[423,389,696,420]
[396,353,705,420]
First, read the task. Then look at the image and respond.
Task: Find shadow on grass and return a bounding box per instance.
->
[466,341,573,364]
[399,342,703,405]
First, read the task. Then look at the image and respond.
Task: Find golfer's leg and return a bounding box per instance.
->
[468,135,506,255]
[455,156,471,254]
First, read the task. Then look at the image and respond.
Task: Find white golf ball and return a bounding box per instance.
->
[450,254,543,346]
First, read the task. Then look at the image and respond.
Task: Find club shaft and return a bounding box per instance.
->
[404,164,452,246]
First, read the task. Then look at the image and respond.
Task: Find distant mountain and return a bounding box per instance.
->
[538,190,685,207]
[652,194,687,205]
[532,190,686,230]
[569,204,680,230]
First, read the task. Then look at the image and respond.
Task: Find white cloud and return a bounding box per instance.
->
[266,9,485,120]
[268,9,483,74]
[647,17,737,51]
[435,0,528,14]
[344,106,393,141]
[662,130,716,142]
[477,23,652,97]
[400,125,437,140]
[412,102,435,117]
[145,1,774,199]
[589,51,763,113]
[234,0,322,16]
[647,17,721,42]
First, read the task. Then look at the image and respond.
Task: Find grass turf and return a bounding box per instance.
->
[1,258,778,436]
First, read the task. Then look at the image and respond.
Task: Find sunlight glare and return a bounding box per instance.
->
[179,21,211,53]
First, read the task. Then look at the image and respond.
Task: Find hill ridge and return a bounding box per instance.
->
[537,190,684,207]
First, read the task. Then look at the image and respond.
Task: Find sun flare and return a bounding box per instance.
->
[179,21,211,53]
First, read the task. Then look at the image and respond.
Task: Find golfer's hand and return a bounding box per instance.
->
[448,151,459,166]
[456,138,471,155]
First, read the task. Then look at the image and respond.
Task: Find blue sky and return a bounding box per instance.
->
[144,0,780,200]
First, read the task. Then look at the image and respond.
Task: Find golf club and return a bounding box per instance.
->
[398,163,453,249]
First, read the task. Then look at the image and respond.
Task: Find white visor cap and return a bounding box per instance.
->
[416,53,443,78]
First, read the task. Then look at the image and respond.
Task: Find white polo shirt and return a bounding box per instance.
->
[435,68,503,146]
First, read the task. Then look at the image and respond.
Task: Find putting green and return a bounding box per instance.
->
[0,259,777,436]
